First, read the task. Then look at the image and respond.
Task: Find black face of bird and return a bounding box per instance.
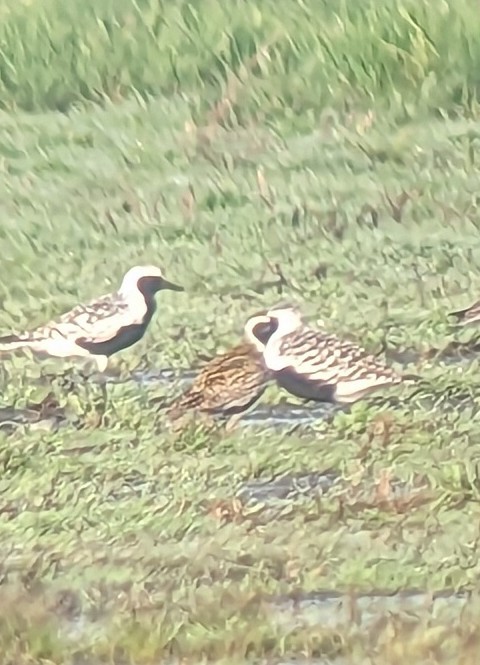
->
[250,317,279,345]
[136,275,184,297]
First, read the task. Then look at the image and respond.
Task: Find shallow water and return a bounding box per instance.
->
[0,399,337,432]
[236,470,432,512]
[1,377,479,433]
[240,401,340,425]
[237,471,341,502]
[272,588,470,631]
[123,367,199,386]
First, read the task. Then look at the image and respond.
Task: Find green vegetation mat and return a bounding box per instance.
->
[1,0,480,663]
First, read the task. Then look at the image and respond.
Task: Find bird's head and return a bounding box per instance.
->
[243,310,279,352]
[119,265,184,298]
[265,302,304,336]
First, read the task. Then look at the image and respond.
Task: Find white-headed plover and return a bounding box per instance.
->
[255,303,408,404]
[0,265,183,371]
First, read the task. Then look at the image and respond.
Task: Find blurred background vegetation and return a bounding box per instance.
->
[0,0,478,119]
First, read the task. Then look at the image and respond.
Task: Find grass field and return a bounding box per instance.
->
[2,0,480,663]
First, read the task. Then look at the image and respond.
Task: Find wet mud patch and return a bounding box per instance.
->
[236,470,433,513]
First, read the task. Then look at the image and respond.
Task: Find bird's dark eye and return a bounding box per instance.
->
[252,319,278,345]
[136,276,163,295]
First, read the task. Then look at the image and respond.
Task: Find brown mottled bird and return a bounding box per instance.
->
[165,312,277,429]
[258,304,410,404]
[449,299,480,326]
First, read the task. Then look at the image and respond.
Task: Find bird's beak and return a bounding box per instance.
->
[161,278,184,292]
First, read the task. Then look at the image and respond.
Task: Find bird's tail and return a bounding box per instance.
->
[401,372,422,385]
[449,308,466,323]
[0,333,41,352]
[449,305,479,326]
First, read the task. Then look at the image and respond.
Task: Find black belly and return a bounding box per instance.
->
[76,323,147,357]
[276,368,337,403]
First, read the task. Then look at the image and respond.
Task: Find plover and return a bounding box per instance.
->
[256,303,408,404]
[165,312,277,429]
[449,299,480,326]
[0,265,183,371]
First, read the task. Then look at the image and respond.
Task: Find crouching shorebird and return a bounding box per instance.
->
[0,265,183,372]
[255,303,413,405]
[164,311,277,430]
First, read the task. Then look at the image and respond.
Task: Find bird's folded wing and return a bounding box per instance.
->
[195,354,240,399]
[58,294,125,326]
[199,348,267,400]
[278,331,393,383]
[73,310,134,344]
[45,296,131,343]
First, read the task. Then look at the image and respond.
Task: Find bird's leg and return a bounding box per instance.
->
[225,412,244,433]
[95,355,109,374]
[51,366,76,391]
[98,379,108,421]
[94,357,109,411]
[100,381,108,413]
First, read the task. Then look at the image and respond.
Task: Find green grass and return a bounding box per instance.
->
[1,0,480,662]
[0,0,479,118]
